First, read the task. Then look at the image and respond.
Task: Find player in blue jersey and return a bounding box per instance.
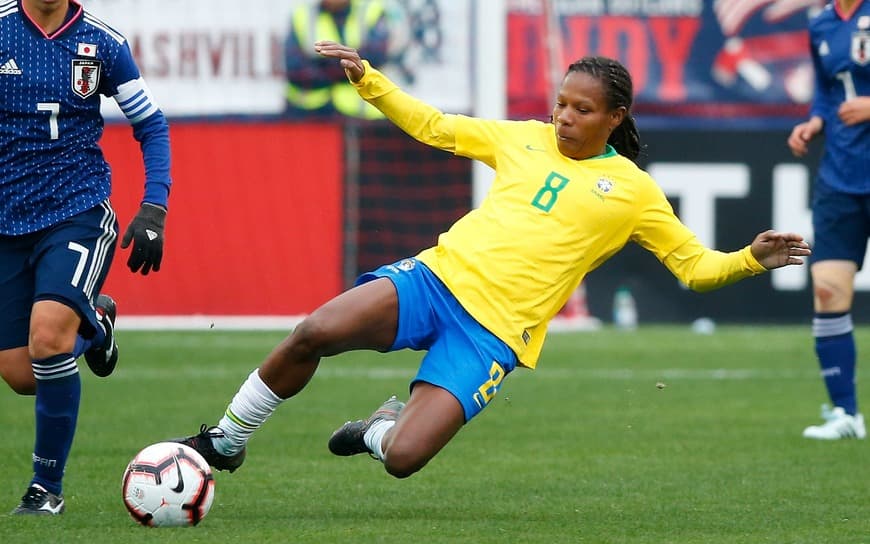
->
[174,40,811,481]
[0,0,172,514]
[788,0,870,440]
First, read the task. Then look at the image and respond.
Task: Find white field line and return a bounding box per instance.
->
[107,365,817,381]
[116,316,603,332]
[116,315,308,331]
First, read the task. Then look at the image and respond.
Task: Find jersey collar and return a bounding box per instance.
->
[19,0,83,40]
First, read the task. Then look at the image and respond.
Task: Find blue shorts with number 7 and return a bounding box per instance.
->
[356,258,518,422]
[0,202,117,350]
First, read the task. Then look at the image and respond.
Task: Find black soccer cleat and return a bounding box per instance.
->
[84,294,118,377]
[173,424,246,473]
[12,484,65,515]
[328,395,405,456]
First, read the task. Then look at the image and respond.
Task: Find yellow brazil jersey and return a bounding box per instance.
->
[353,62,767,369]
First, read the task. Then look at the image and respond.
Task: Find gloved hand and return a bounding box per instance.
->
[121,203,167,275]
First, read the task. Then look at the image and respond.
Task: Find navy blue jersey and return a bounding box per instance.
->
[0,0,171,235]
[809,1,870,194]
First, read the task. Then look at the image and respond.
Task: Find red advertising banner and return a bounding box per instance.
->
[507,0,823,124]
[100,122,344,316]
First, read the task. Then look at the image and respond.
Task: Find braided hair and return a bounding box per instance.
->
[565,56,642,162]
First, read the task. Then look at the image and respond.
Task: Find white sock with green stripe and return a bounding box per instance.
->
[212,369,283,456]
[363,419,395,462]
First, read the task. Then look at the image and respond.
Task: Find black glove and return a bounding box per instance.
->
[120,203,166,275]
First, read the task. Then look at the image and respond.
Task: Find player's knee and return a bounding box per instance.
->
[382,442,427,479]
[286,316,331,358]
[28,323,70,359]
[813,281,850,311]
[813,283,835,304]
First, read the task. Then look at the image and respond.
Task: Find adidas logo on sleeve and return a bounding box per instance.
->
[0,58,23,75]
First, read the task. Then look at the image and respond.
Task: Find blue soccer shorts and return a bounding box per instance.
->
[811,180,870,269]
[0,201,118,350]
[356,258,518,422]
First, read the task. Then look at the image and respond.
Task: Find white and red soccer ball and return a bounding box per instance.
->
[121,442,215,527]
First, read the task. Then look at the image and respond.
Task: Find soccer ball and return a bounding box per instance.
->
[121,442,215,527]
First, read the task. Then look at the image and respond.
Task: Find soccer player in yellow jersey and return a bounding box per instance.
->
[176,41,811,479]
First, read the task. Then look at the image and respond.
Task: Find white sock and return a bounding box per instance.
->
[363,419,395,462]
[212,369,283,455]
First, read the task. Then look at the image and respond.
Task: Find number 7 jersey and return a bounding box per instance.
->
[0,0,165,235]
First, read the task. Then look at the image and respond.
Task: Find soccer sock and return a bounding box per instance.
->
[213,369,283,455]
[74,320,106,357]
[31,353,81,496]
[363,419,395,462]
[813,312,857,415]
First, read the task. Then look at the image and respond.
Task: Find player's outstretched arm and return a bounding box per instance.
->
[314,39,459,155]
[749,230,811,270]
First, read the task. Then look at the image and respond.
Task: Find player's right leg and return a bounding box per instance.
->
[803,261,863,440]
[175,274,401,472]
[802,185,865,440]
[328,259,519,478]
[331,383,466,478]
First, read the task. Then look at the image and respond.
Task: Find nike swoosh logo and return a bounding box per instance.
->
[170,454,185,493]
[525,144,547,152]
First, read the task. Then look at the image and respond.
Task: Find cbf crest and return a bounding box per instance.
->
[71,59,101,98]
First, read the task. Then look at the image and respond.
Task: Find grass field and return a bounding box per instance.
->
[0,325,867,543]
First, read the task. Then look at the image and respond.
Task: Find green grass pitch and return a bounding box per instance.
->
[0,326,867,543]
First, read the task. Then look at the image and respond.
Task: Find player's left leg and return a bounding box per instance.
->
[13,204,117,514]
[16,299,82,515]
[175,274,401,472]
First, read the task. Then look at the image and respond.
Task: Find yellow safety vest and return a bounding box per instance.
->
[286,1,385,119]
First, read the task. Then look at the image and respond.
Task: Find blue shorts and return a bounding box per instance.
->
[357,258,518,422]
[811,181,870,269]
[0,202,118,350]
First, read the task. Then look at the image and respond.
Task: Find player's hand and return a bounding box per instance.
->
[786,116,823,157]
[121,203,166,275]
[838,97,870,126]
[750,230,811,270]
[314,40,365,83]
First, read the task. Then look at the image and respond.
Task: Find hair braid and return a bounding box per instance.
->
[565,56,643,162]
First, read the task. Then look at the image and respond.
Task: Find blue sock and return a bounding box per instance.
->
[74,321,105,358]
[813,313,857,415]
[31,353,81,496]
[73,335,87,358]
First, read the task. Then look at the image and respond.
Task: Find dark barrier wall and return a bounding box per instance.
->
[582,128,866,324]
[352,123,472,281]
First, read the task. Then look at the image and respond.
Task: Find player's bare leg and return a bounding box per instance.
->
[176,278,399,471]
[328,382,464,478]
[380,382,465,478]
[0,347,36,395]
[12,300,81,515]
[259,277,399,396]
[803,260,865,439]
